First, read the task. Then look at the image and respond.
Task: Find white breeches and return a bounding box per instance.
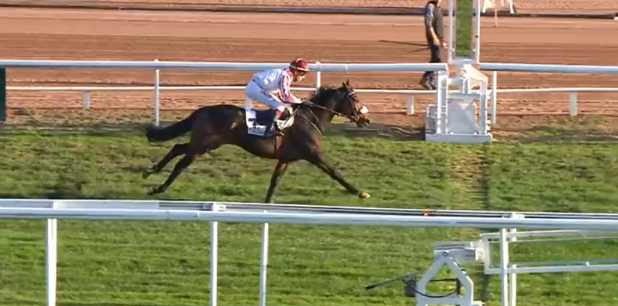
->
[245,80,289,113]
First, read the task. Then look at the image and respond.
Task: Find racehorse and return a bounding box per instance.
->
[142,80,372,203]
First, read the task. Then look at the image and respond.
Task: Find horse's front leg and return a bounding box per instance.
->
[264,160,290,203]
[307,154,370,199]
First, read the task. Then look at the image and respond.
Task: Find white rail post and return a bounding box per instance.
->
[499,227,510,306]
[475,0,482,64]
[258,214,270,306]
[82,90,90,109]
[480,78,488,135]
[210,203,220,306]
[154,59,160,126]
[492,71,497,125]
[509,213,522,306]
[315,61,321,89]
[406,95,414,115]
[569,92,578,116]
[46,205,58,306]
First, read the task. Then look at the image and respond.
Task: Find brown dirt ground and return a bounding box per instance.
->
[10,0,618,13]
[1,6,618,132]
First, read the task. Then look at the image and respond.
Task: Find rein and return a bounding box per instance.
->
[289,88,364,135]
[302,90,361,121]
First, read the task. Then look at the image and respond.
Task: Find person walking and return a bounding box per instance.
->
[419,0,447,90]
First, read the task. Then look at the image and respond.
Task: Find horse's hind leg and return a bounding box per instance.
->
[147,138,221,196]
[143,143,189,179]
[148,148,201,196]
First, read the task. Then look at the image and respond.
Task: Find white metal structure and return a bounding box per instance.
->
[416,219,618,306]
[424,0,493,144]
[482,0,516,27]
[2,199,618,306]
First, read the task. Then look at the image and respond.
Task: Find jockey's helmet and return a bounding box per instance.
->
[289,58,309,72]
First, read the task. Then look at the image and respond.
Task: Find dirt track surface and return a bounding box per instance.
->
[1,6,618,128]
[7,0,618,13]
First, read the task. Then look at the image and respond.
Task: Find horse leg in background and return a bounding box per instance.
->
[307,154,370,199]
[143,143,189,179]
[264,161,290,203]
[147,138,216,195]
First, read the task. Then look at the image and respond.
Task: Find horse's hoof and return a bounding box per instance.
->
[147,186,164,196]
[359,191,370,199]
[142,167,156,179]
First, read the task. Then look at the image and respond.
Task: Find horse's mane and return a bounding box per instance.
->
[306,85,342,106]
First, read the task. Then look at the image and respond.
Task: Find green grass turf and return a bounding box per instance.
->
[455,0,473,59]
[1,128,618,306]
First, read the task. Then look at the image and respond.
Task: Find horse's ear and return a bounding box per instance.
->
[345,79,351,87]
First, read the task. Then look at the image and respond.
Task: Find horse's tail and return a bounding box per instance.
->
[145,109,200,142]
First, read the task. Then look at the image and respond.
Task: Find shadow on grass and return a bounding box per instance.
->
[2,300,198,306]
[2,121,426,141]
[504,126,618,143]
[324,122,425,141]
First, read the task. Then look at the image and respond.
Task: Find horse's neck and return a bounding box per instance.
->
[306,102,335,128]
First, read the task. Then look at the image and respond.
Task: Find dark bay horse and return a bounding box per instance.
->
[142,80,372,203]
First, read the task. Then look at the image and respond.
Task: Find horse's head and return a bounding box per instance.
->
[309,80,370,127]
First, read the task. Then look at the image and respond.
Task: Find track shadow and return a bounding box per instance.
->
[494,125,618,143]
[379,40,428,48]
[324,122,425,141]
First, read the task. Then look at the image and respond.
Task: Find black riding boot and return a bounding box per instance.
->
[268,108,290,137]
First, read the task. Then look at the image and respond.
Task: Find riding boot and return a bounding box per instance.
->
[268,109,289,137]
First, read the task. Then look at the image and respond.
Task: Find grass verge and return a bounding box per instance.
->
[1,127,618,306]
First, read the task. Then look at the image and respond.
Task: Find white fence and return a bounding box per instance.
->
[2,199,618,306]
[0,59,447,126]
[3,59,618,126]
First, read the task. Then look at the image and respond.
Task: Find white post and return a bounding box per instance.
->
[154,59,160,127]
[509,229,517,306]
[499,227,509,306]
[315,61,321,89]
[447,0,454,64]
[480,79,488,135]
[82,90,90,109]
[494,0,499,27]
[406,96,414,115]
[46,218,58,306]
[435,71,444,134]
[492,71,497,125]
[475,0,482,64]
[210,205,219,306]
[569,92,578,116]
[258,220,270,306]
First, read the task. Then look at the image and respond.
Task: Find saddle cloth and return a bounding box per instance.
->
[245,107,295,137]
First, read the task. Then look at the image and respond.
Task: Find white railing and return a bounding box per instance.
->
[7,85,434,117]
[4,59,618,126]
[1,59,447,125]
[9,84,618,125]
[2,199,618,306]
[483,63,618,124]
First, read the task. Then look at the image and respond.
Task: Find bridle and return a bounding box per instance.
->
[303,89,368,123]
[291,87,368,135]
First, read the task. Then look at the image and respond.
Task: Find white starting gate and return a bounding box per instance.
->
[425,0,493,144]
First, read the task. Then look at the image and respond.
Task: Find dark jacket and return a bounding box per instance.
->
[423,1,444,45]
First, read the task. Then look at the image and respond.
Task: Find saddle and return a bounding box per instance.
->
[245,108,295,137]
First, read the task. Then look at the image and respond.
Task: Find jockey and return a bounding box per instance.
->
[245,58,310,135]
